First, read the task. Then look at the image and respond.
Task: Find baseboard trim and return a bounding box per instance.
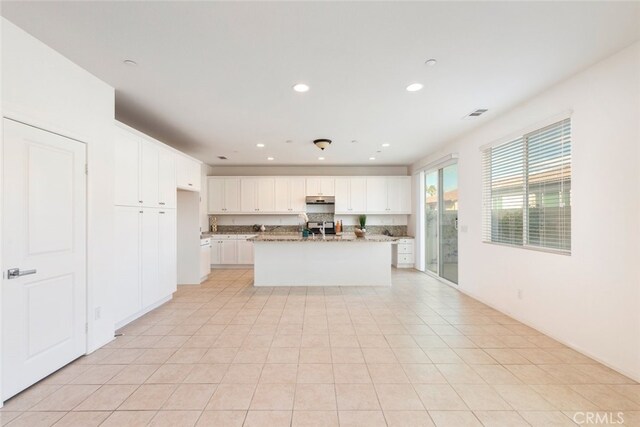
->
[446,279,640,383]
[114,295,173,331]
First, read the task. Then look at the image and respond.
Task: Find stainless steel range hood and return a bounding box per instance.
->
[305,196,335,205]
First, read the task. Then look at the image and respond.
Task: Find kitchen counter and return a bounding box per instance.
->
[248,233,397,243]
[252,233,394,287]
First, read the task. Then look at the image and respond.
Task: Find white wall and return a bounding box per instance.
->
[2,19,116,354]
[410,42,640,381]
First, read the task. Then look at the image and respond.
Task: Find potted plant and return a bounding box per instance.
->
[355,214,367,237]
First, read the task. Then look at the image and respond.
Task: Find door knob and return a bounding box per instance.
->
[7,268,37,279]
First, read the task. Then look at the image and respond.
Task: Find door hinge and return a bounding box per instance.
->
[85,322,89,333]
[85,164,88,175]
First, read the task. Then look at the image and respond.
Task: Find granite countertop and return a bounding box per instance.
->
[248,233,398,243]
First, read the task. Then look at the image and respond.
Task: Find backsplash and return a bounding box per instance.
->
[210,219,408,236]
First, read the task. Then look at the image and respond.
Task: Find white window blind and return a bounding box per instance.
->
[482,118,571,253]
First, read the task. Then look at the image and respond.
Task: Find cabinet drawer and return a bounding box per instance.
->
[397,254,414,264]
[397,243,413,254]
[397,238,414,244]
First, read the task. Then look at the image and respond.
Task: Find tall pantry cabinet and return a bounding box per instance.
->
[113,123,178,328]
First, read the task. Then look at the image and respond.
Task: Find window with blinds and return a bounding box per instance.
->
[482,118,571,253]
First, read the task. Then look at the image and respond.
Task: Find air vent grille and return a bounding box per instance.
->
[464,108,488,119]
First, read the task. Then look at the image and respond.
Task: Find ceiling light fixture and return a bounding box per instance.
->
[425,58,438,66]
[293,83,310,92]
[406,83,423,92]
[369,157,376,161]
[313,139,332,151]
[256,143,265,148]
[123,59,137,66]
[267,157,274,161]
[382,143,390,147]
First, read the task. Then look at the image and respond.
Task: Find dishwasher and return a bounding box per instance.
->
[200,237,211,281]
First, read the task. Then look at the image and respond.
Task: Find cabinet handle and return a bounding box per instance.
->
[159,202,165,205]
[188,183,193,186]
[159,211,165,214]
[139,200,143,204]
[139,210,143,213]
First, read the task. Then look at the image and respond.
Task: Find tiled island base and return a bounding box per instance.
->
[1,268,638,426]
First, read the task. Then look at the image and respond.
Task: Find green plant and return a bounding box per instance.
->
[358,214,367,229]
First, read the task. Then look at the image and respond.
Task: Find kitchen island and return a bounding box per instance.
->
[249,234,397,287]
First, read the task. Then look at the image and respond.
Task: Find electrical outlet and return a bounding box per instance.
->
[95,307,102,320]
[517,289,523,300]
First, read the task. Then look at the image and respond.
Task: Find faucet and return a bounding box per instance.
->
[320,221,327,238]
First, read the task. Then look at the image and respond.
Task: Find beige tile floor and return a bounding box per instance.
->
[2,268,639,426]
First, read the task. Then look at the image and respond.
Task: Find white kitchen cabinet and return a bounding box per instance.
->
[115,125,180,208]
[158,149,177,208]
[113,206,142,325]
[114,127,141,207]
[210,235,256,266]
[241,178,275,213]
[208,177,241,213]
[141,208,160,307]
[275,177,306,213]
[365,177,388,212]
[210,238,221,265]
[237,240,254,264]
[393,238,415,268]
[176,154,201,191]
[140,142,159,207]
[158,209,177,297]
[366,177,411,214]
[335,177,367,214]
[113,206,177,327]
[306,177,335,196]
[220,240,238,264]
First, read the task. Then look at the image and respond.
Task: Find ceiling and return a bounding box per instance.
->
[2,2,639,166]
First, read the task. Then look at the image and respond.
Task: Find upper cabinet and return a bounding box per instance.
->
[275,177,306,213]
[241,178,275,213]
[208,177,241,213]
[306,177,335,196]
[114,126,177,208]
[206,175,410,215]
[176,155,201,192]
[114,127,141,207]
[366,176,411,213]
[335,177,366,214]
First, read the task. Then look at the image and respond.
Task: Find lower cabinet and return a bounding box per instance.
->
[392,238,415,268]
[210,235,256,266]
[114,206,177,327]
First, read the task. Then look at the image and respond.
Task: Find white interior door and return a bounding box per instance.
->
[2,119,87,400]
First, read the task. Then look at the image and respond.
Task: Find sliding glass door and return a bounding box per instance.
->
[424,163,458,284]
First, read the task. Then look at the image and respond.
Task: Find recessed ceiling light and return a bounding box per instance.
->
[318,157,325,161]
[406,83,423,92]
[285,140,293,144]
[256,143,265,148]
[369,157,376,161]
[425,58,438,66]
[293,83,310,92]
[267,157,274,161]
[382,143,390,147]
[351,140,358,144]
[123,59,137,66]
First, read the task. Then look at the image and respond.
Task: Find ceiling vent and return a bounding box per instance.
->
[217,156,228,160]
[463,108,488,119]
